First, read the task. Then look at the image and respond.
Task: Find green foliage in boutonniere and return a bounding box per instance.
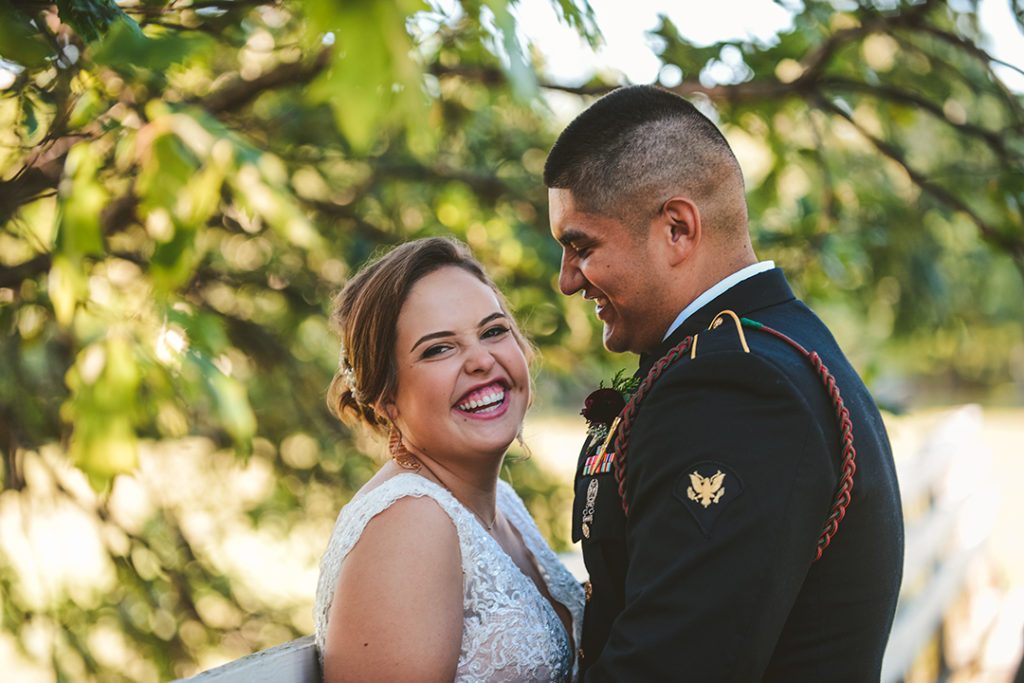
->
[581,369,639,442]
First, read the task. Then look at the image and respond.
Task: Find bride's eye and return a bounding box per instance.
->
[421,343,452,359]
[482,325,510,340]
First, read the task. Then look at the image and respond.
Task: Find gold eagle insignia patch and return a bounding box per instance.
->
[686,470,726,508]
[674,461,742,537]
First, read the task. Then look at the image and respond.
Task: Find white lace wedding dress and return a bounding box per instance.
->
[315,473,584,682]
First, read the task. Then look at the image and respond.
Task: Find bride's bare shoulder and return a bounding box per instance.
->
[324,472,463,682]
[351,460,427,498]
[341,466,461,582]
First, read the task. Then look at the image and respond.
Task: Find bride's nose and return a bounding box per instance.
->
[463,342,496,374]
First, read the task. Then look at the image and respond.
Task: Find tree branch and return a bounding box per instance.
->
[1,42,330,228]
[795,0,941,81]
[819,76,1012,157]
[815,95,1024,276]
[197,47,332,114]
[0,134,90,226]
[301,200,398,244]
[0,254,52,289]
[908,24,1024,123]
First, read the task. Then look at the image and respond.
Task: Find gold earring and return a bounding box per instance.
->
[389,426,420,471]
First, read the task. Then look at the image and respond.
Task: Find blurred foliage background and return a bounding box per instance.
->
[0,0,1021,679]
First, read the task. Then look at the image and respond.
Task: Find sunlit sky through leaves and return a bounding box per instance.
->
[512,0,1024,91]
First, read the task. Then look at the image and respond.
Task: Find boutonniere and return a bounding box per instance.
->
[581,369,639,443]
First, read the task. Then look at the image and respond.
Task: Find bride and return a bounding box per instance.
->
[314,237,584,682]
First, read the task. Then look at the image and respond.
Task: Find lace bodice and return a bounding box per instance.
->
[315,473,585,682]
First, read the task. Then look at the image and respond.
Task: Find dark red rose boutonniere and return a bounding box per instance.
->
[582,370,639,443]
[581,388,624,425]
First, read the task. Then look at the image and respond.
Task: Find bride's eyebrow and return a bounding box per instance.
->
[478,312,507,327]
[409,312,507,353]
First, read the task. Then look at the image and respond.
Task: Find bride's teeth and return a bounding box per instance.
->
[458,387,505,412]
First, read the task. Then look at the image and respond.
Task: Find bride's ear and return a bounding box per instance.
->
[377,402,399,423]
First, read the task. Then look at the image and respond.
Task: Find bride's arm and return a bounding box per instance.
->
[322,495,463,683]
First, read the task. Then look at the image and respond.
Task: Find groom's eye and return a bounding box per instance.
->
[570,242,591,258]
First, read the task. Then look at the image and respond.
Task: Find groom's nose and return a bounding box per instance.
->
[558,251,585,295]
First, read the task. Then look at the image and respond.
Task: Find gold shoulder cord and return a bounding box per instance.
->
[690,309,750,359]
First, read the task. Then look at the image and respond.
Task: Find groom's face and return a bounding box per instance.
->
[549,188,668,354]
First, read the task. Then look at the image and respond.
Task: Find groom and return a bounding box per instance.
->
[545,85,904,681]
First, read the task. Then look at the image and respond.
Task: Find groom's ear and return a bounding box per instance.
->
[658,196,701,266]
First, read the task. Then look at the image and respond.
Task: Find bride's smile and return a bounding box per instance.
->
[454,378,510,418]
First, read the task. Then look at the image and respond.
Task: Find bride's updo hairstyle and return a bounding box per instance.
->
[327,236,532,431]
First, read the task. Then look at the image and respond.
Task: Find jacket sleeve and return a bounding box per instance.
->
[584,349,838,682]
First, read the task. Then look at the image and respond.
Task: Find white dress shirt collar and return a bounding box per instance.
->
[662,261,776,341]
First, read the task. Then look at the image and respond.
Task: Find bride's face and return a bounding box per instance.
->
[385,266,530,463]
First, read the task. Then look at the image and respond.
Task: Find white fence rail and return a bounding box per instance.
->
[881,405,993,682]
[172,635,318,682]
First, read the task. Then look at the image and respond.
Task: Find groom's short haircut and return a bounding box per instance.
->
[544,85,747,236]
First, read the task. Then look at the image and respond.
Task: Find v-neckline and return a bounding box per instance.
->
[474,484,575,651]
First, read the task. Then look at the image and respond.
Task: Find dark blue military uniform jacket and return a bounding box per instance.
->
[572,269,904,682]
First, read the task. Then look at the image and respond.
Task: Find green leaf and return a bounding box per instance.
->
[550,0,601,48]
[199,358,256,446]
[483,0,538,98]
[67,89,104,130]
[21,95,39,138]
[65,335,142,489]
[306,0,429,150]
[137,130,200,215]
[54,142,108,259]
[55,0,140,43]
[150,226,197,293]
[70,414,139,490]
[91,16,207,75]
[167,307,229,357]
[0,1,53,67]
[47,255,86,326]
